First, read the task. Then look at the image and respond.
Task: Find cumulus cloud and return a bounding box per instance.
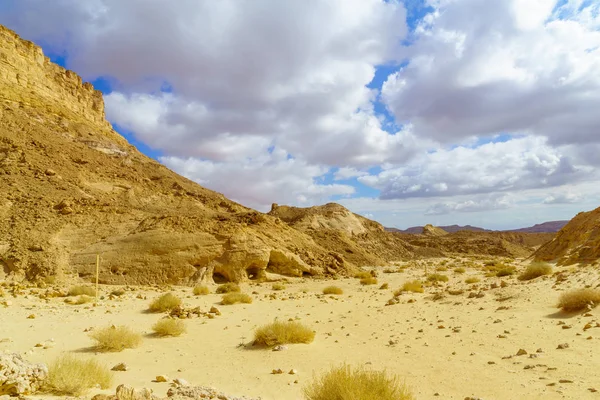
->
[382,0,600,145]
[543,192,582,204]
[425,194,512,215]
[160,148,355,212]
[359,136,594,200]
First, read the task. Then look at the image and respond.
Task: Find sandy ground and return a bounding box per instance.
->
[2,258,600,400]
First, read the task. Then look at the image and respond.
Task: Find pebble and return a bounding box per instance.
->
[516,349,527,356]
[288,369,297,375]
[272,345,288,351]
[173,378,190,386]
[272,369,284,374]
[155,375,169,382]
[557,343,569,350]
[111,363,128,371]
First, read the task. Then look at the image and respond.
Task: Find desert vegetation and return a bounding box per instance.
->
[354,271,372,279]
[89,325,142,352]
[303,364,413,400]
[193,285,210,295]
[148,292,182,312]
[272,282,286,291]
[253,320,315,347]
[67,285,96,297]
[221,292,252,305]
[64,295,94,305]
[152,318,186,337]
[323,286,343,295]
[396,280,424,294]
[360,276,378,285]
[465,277,480,284]
[216,282,241,294]
[44,354,112,396]
[518,262,552,281]
[557,288,600,311]
[426,273,449,282]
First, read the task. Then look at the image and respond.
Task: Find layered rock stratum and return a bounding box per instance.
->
[534,206,600,265]
[0,25,354,284]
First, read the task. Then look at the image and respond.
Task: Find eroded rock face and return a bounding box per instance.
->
[0,353,48,396]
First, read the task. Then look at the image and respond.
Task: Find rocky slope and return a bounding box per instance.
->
[534,206,600,265]
[0,25,354,284]
[508,220,569,233]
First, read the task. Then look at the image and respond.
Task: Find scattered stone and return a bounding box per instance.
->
[172,378,189,387]
[516,349,527,356]
[0,353,48,395]
[272,369,284,375]
[557,343,569,350]
[288,369,297,375]
[272,345,288,352]
[44,169,56,176]
[27,314,35,319]
[559,379,573,384]
[112,363,128,371]
[166,384,260,400]
[154,375,169,383]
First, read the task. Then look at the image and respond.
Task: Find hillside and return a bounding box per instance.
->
[508,220,568,233]
[388,225,488,234]
[534,207,600,265]
[0,25,356,284]
[389,221,567,234]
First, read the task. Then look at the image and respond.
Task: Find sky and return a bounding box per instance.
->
[1,0,599,230]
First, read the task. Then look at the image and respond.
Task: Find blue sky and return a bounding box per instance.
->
[1,0,599,230]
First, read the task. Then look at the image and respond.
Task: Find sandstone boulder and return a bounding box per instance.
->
[0,353,48,395]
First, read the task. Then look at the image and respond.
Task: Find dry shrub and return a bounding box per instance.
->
[253,320,315,347]
[395,281,424,295]
[303,364,413,400]
[354,271,372,279]
[465,277,480,284]
[65,295,94,305]
[216,282,240,294]
[67,285,95,297]
[110,289,125,297]
[221,292,252,305]
[148,292,182,312]
[496,267,516,277]
[89,325,142,352]
[360,277,378,285]
[518,262,552,281]
[454,267,466,274]
[44,354,112,396]
[152,318,186,337]
[193,285,210,295]
[426,273,449,283]
[379,283,389,290]
[272,283,286,291]
[436,266,448,272]
[557,288,600,311]
[323,286,343,295]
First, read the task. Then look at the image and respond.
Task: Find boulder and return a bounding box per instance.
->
[0,353,48,395]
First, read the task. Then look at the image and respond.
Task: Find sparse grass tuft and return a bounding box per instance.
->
[303,364,413,400]
[465,277,480,284]
[557,288,600,312]
[89,325,142,352]
[148,292,182,312]
[496,267,516,277]
[436,266,448,272]
[44,354,112,396]
[454,267,466,274]
[67,285,96,297]
[360,277,378,285]
[379,283,389,290]
[354,271,372,279]
[221,292,252,305]
[519,262,552,281]
[253,320,315,347]
[395,280,424,295]
[272,283,286,291]
[426,273,449,282]
[152,318,186,337]
[65,295,94,305]
[323,286,343,295]
[193,285,210,295]
[216,282,240,294]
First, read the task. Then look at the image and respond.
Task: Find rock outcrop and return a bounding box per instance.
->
[534,206,600,265]
[0,24,352,284]
[422,224,448,237]
[0,353,48,396]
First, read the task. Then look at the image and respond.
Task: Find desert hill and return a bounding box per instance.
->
[508,220,568,233]
[534,206,600,265]
[387,224,488,234]
[389,221,567,234]
[0,25,357,284]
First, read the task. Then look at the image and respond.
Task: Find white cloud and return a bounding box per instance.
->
[543,192,582,204]
[382,0,600,145]
[333,167,369,181]
[359,136,595,199]
[425,194,512,215]
[160,148,355,212]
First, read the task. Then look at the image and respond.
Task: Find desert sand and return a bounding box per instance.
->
[2,257,599,400]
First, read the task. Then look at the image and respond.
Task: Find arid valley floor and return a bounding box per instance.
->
[2,257,600,400]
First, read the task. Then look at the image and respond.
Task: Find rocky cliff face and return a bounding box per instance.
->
[534,206,600,265]
[0,25,352,284]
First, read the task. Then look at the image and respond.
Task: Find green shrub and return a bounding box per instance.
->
[395,281,423,295]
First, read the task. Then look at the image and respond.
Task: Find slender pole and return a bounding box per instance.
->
[95,254,100,303]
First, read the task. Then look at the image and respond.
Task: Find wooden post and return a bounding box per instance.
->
[95,254,100,303]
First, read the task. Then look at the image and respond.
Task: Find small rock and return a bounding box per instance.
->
[559,379,573,383]
[209,306,220,314]
[111,363,128,371]
[272,345,288,352]
[272,369,284,374]
[516,349,527,356]
[173,378,190,386]
[557,343,569,350]
[155,375,169,383]
[27,314,35,319]
[44,169,56,176]
[288,369,297,375]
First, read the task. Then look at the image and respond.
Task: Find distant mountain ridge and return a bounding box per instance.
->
[387,221,568,234]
